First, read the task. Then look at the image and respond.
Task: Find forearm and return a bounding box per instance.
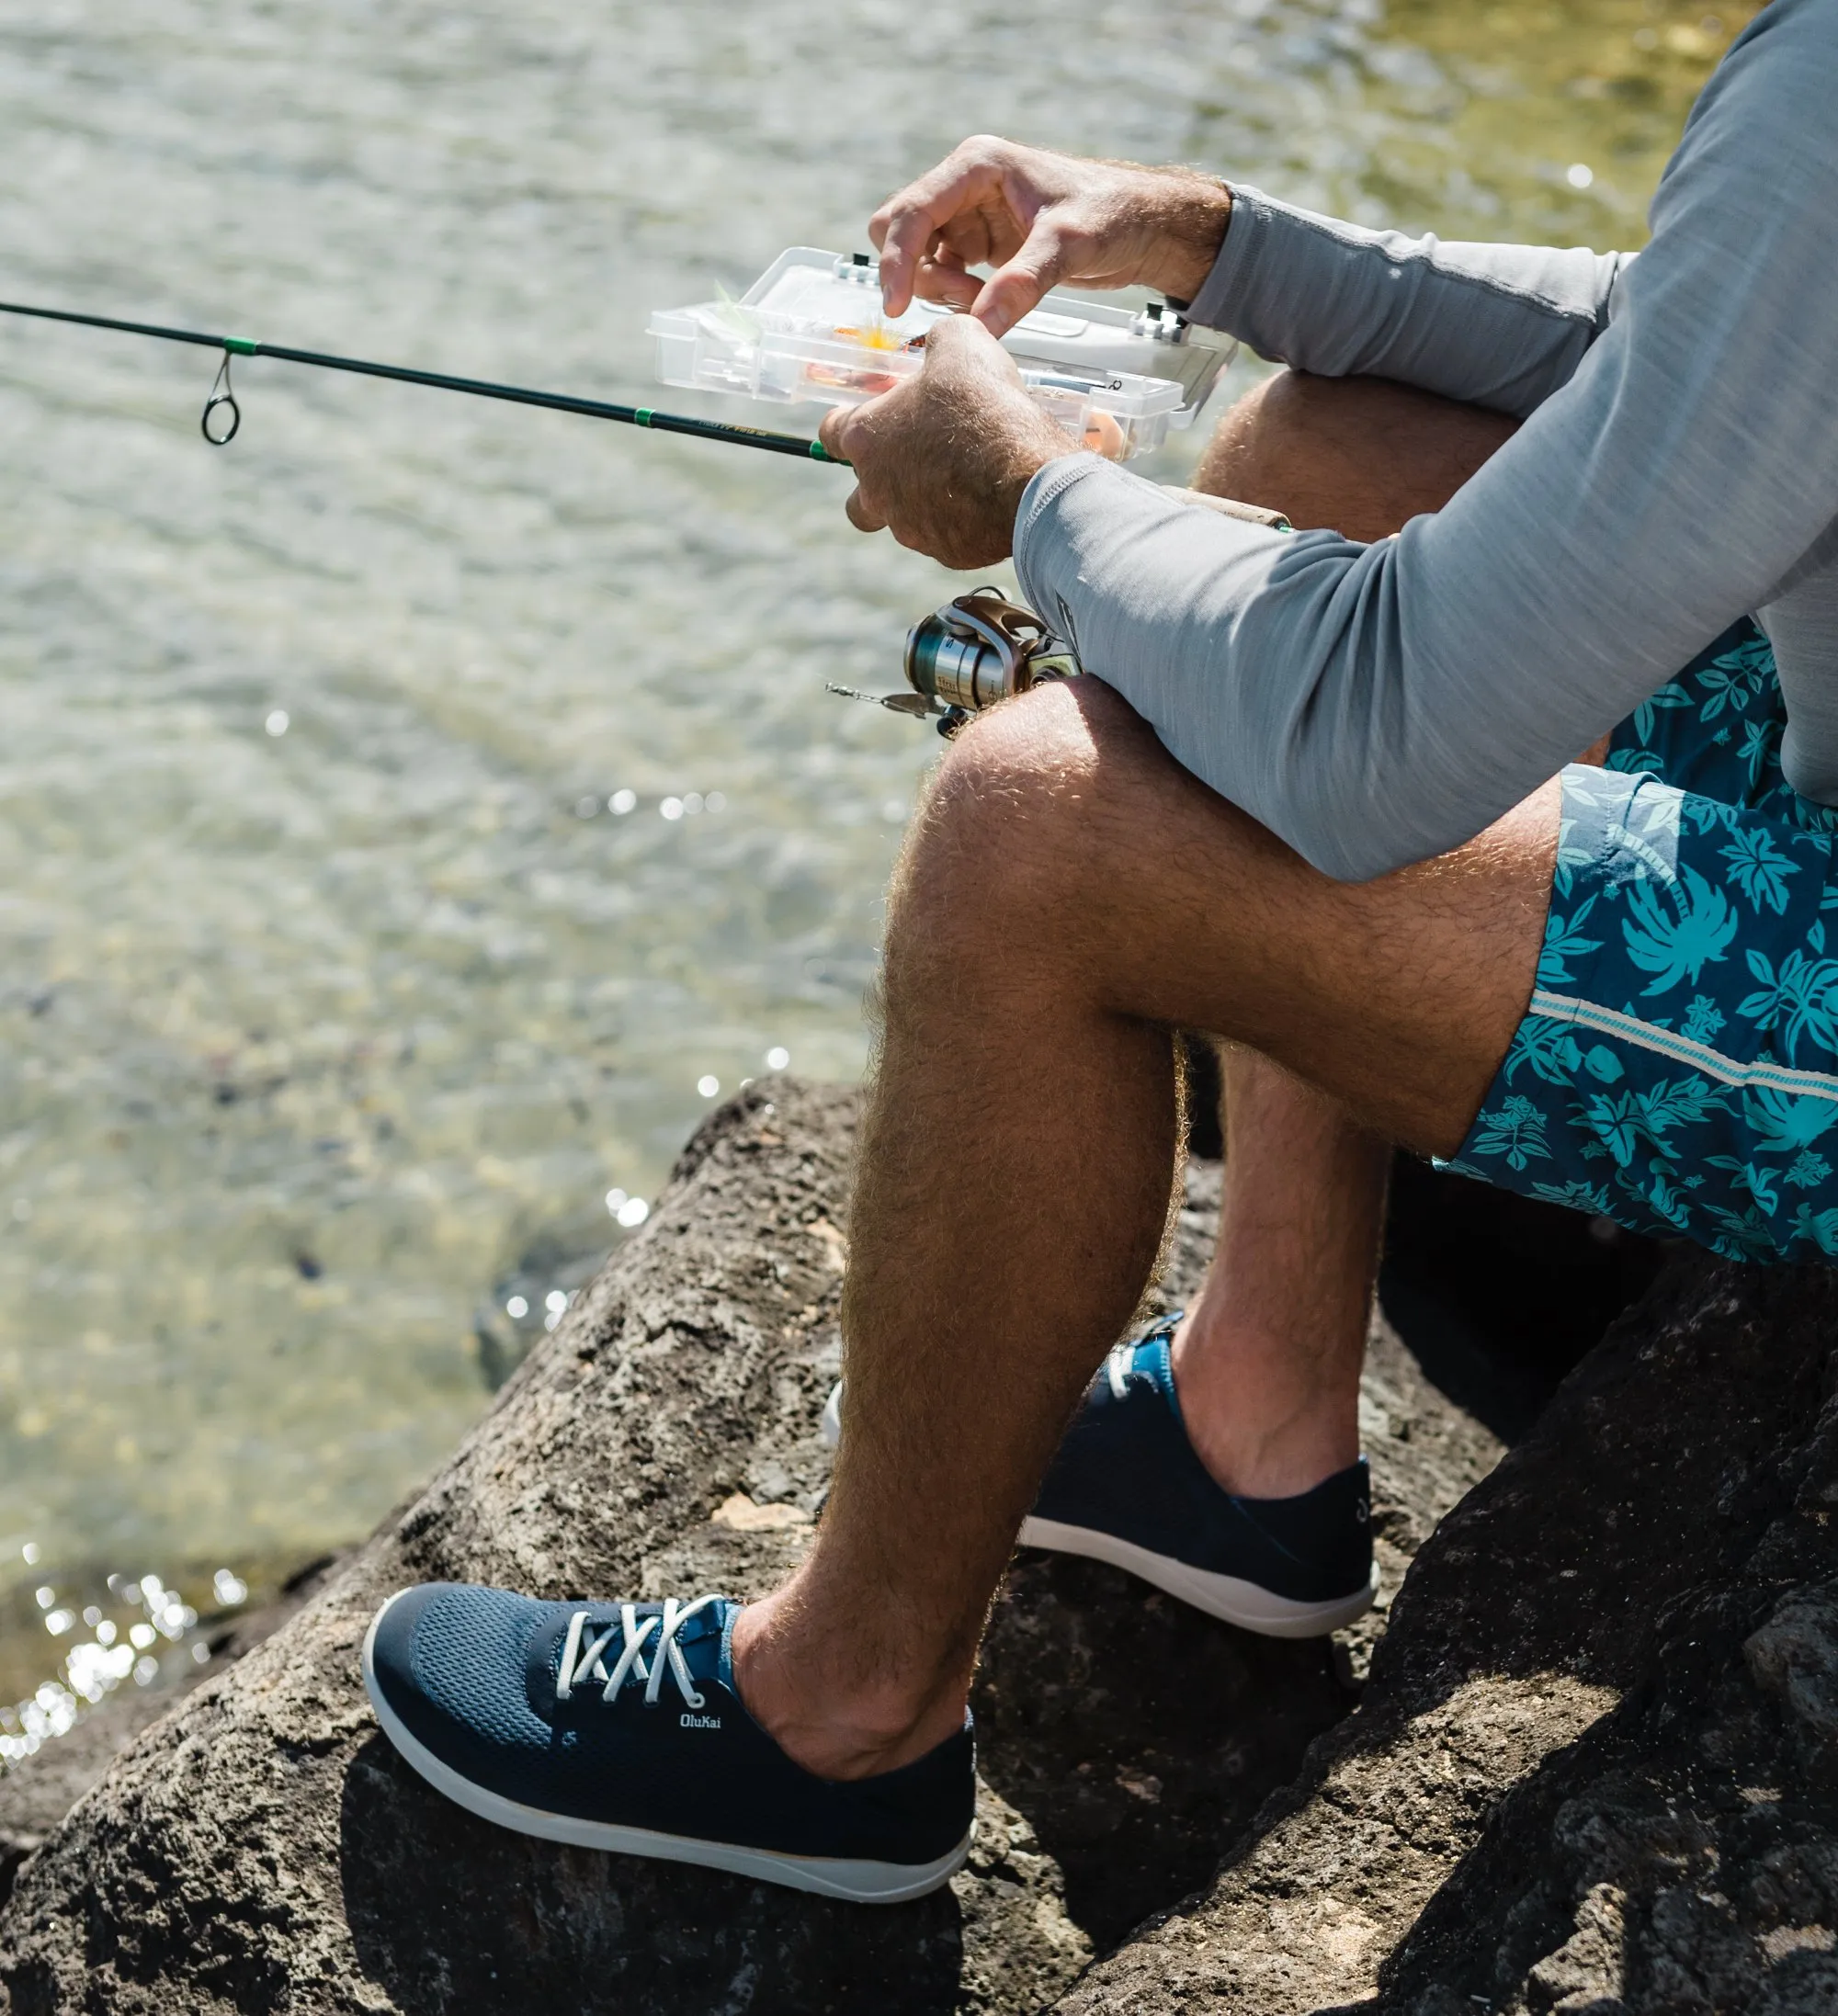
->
[1185,185,1628,418]
[1014,459,1621,881]
[1012,448,1730,881]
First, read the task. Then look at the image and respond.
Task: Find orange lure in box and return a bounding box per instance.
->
[649,247,1236,462]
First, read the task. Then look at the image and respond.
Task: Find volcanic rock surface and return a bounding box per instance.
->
[0,1077,1832,2012]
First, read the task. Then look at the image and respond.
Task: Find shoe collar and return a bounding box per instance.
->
[1102,1310,1183,1413]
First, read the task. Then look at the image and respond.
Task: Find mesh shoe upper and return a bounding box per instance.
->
[367,1582,974,1866]
[1029,1321,1372,1604]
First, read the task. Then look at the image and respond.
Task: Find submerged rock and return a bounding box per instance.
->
[1,1078,1829,2012]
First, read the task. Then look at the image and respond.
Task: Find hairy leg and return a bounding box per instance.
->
[1195,368,1519,542]
[1171,369,1519,1494]
[734,674,1555,1779]
[1172,1046,1388,1495]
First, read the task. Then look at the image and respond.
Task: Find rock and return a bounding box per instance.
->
[1747,1581,1838,1768]
[1365,1257,1838,2016]
[1059,1252,1838,2015]
[13,1079,1821,2015]
[0,1082,1500,2012]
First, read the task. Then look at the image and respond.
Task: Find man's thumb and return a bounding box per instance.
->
[970,234,1066,337]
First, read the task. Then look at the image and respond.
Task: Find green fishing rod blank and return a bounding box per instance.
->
[0,297,849,464]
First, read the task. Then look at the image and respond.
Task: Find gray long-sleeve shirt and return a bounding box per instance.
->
[1011,0,1838,882]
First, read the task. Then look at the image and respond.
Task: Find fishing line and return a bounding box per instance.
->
[0,298,849,464]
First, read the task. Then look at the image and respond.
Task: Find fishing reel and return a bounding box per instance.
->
[830,585,1082,737]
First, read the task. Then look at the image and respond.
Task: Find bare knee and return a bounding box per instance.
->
[1194,370,1355,506]
[905,681,1105,905]
[886,681,1148,980]
[1195,368,1518,541]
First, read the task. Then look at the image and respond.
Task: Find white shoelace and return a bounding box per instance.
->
[552,1594,723,1709]
[1104,1340,1138,1401]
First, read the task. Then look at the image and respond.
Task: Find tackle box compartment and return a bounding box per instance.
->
[649,246,1235,460]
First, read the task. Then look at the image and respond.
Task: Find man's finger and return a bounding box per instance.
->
[970,225,1073,337]
[910,248,980,310]
[871,153,1004,317]
[920,309,1026,387]
[845,485,888,535]
[816,404,852,461]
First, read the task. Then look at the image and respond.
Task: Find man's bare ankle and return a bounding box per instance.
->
[729,1597,969,1782]
[1188,1421,1359,1501]
[1169,1314,1361,1501]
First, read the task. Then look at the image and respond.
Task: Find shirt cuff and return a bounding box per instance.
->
[1011,453,1119,620]
[1185,181,1281,338]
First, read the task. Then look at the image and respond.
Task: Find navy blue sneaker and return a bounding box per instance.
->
[1019,1315,1376,1636]
[820,1311,1375,1636]
[362,1584,975,1902]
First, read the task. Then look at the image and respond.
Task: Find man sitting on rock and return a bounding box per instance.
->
[360,0,1838,1904]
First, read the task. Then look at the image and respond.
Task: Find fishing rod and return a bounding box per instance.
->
[0,294,1107,739]
[0,298,847,463]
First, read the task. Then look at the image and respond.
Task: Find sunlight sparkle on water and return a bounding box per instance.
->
[605,1186,652,1226]
[2,1561,236,1761]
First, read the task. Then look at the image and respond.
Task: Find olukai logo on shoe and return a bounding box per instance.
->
[679,1712,722,1729]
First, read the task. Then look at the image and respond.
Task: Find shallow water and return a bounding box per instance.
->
[0,0,1745,1705]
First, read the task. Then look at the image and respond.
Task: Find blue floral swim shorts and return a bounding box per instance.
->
[1447,617,1838,1264]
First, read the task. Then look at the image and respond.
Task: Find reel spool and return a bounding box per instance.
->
[829,585,1081,736]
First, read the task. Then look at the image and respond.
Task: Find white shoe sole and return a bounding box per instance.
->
[1016,1516,1378,1638]
[361,1591,973,1905]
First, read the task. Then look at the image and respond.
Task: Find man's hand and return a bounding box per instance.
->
[817,317,1072,570]
[871,136,1232,337]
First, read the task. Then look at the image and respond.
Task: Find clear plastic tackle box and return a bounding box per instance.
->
[648,247,1237,460]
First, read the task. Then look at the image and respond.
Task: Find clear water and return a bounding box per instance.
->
[0,0,1746,1696]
